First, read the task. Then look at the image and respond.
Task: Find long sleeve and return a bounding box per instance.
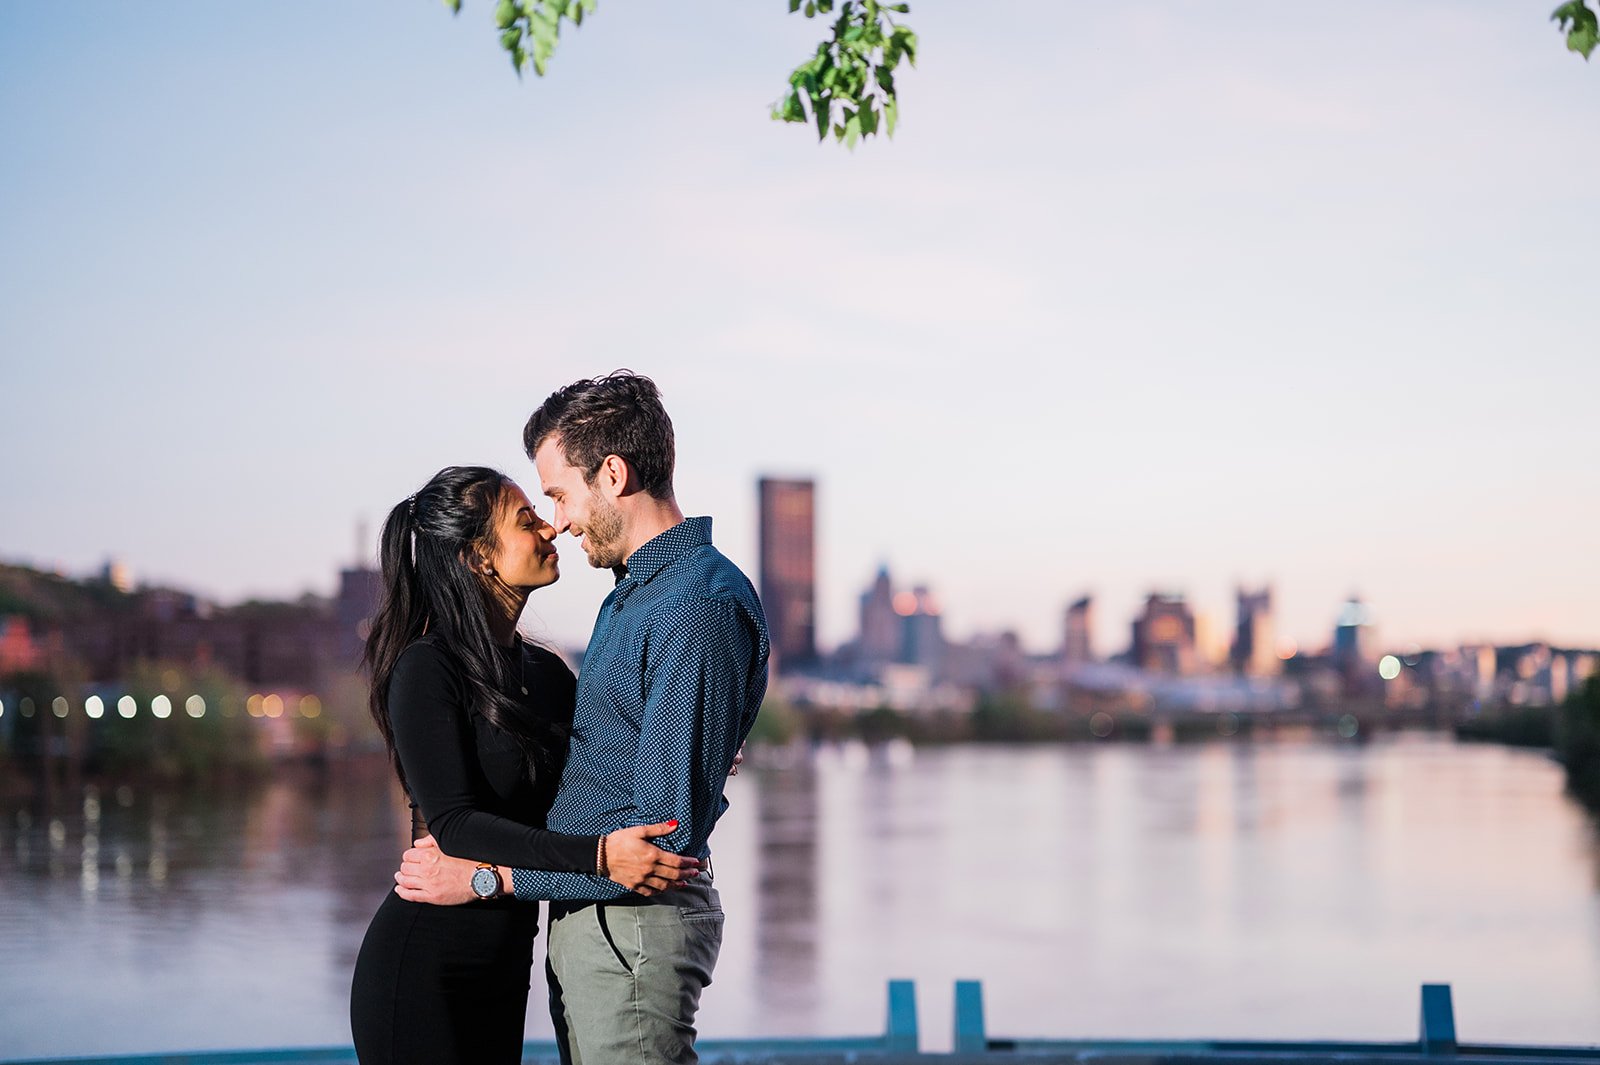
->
[510,597,760,902]
[389,641,600,874]
[633,596,759,856]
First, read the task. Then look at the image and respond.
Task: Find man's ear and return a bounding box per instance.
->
[596,454,631,499]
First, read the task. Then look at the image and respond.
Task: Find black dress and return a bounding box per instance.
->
[350,636,602,1065]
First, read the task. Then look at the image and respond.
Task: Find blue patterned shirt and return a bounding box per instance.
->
[511,516,769,901]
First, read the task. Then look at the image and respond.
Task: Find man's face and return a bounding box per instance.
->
[534,437,627,570]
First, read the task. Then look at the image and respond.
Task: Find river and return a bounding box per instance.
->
[1,733,1596,1058]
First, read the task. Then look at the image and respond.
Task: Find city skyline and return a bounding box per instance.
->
[3,2,1596,655]
[4,534,1589,667]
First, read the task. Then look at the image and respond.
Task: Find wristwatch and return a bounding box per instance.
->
[470,863,501,901]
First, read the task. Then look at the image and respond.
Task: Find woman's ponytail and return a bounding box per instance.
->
[363,496,428,793]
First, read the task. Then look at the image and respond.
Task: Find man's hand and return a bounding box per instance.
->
[395,834,495,906]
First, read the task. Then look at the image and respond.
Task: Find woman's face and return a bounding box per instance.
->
[484,483,560,590]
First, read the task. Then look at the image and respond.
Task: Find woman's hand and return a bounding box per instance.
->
[604,819,701,896]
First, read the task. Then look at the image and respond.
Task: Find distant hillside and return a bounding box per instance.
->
[0,562,133,623]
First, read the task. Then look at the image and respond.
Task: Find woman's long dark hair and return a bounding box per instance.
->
[362,465,557,795]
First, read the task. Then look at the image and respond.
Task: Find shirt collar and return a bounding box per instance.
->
[617,516,712,587]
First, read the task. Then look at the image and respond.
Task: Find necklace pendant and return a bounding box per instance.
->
[520,686,529,695]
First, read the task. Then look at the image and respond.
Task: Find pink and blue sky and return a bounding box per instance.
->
[2,1,1596,655]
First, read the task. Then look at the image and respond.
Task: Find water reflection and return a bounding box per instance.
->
[753,759,820,1021]
[1,736,1598,1059]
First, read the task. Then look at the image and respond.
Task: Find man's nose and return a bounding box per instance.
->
[550,504,571,534]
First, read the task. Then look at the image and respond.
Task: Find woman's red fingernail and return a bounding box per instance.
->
[667,820,678,828]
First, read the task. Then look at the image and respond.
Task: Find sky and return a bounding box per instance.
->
[2,1,1597,658]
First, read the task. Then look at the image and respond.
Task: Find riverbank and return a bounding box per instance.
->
[1453,675,1600,813]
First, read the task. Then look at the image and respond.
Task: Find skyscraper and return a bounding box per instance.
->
[1332,595,1374,672]
[758,477,817,673]
[1233,585,1280,678]
[1063,595,1094,667]
[856,564,900,673]
[1130,592,1197,675]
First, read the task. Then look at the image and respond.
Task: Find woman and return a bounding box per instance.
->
[349,465,698,1065]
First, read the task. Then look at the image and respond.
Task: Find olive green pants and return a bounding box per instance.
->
[546,879,723,1065]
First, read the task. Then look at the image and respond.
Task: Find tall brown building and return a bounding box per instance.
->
[758,477,817,673]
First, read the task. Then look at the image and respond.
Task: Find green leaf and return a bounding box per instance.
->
[500,27,522,50]
[1555,1,1600,57]
[884,94,898,137]
[443,0,462,13]
[494,0,519,30]
[892,26,918,65]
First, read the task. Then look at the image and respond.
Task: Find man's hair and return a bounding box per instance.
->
[523,370,676,499]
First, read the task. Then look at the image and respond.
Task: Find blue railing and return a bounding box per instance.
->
[953,979,1600,1060]
[6,980,1598,1063]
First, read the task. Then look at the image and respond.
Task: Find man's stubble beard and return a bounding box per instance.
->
[582,491,627,570]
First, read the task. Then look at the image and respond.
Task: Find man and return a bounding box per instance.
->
[395,371,769,1064]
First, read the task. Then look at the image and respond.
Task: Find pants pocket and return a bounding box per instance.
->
[680,906,724,925]
[594,905,635,974]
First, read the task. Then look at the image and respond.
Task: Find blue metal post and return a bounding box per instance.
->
[1419,983,1457,1056]
[953,980,987,1053]
[885,979,919,1053]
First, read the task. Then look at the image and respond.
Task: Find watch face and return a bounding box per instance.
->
[471,867,498,899]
